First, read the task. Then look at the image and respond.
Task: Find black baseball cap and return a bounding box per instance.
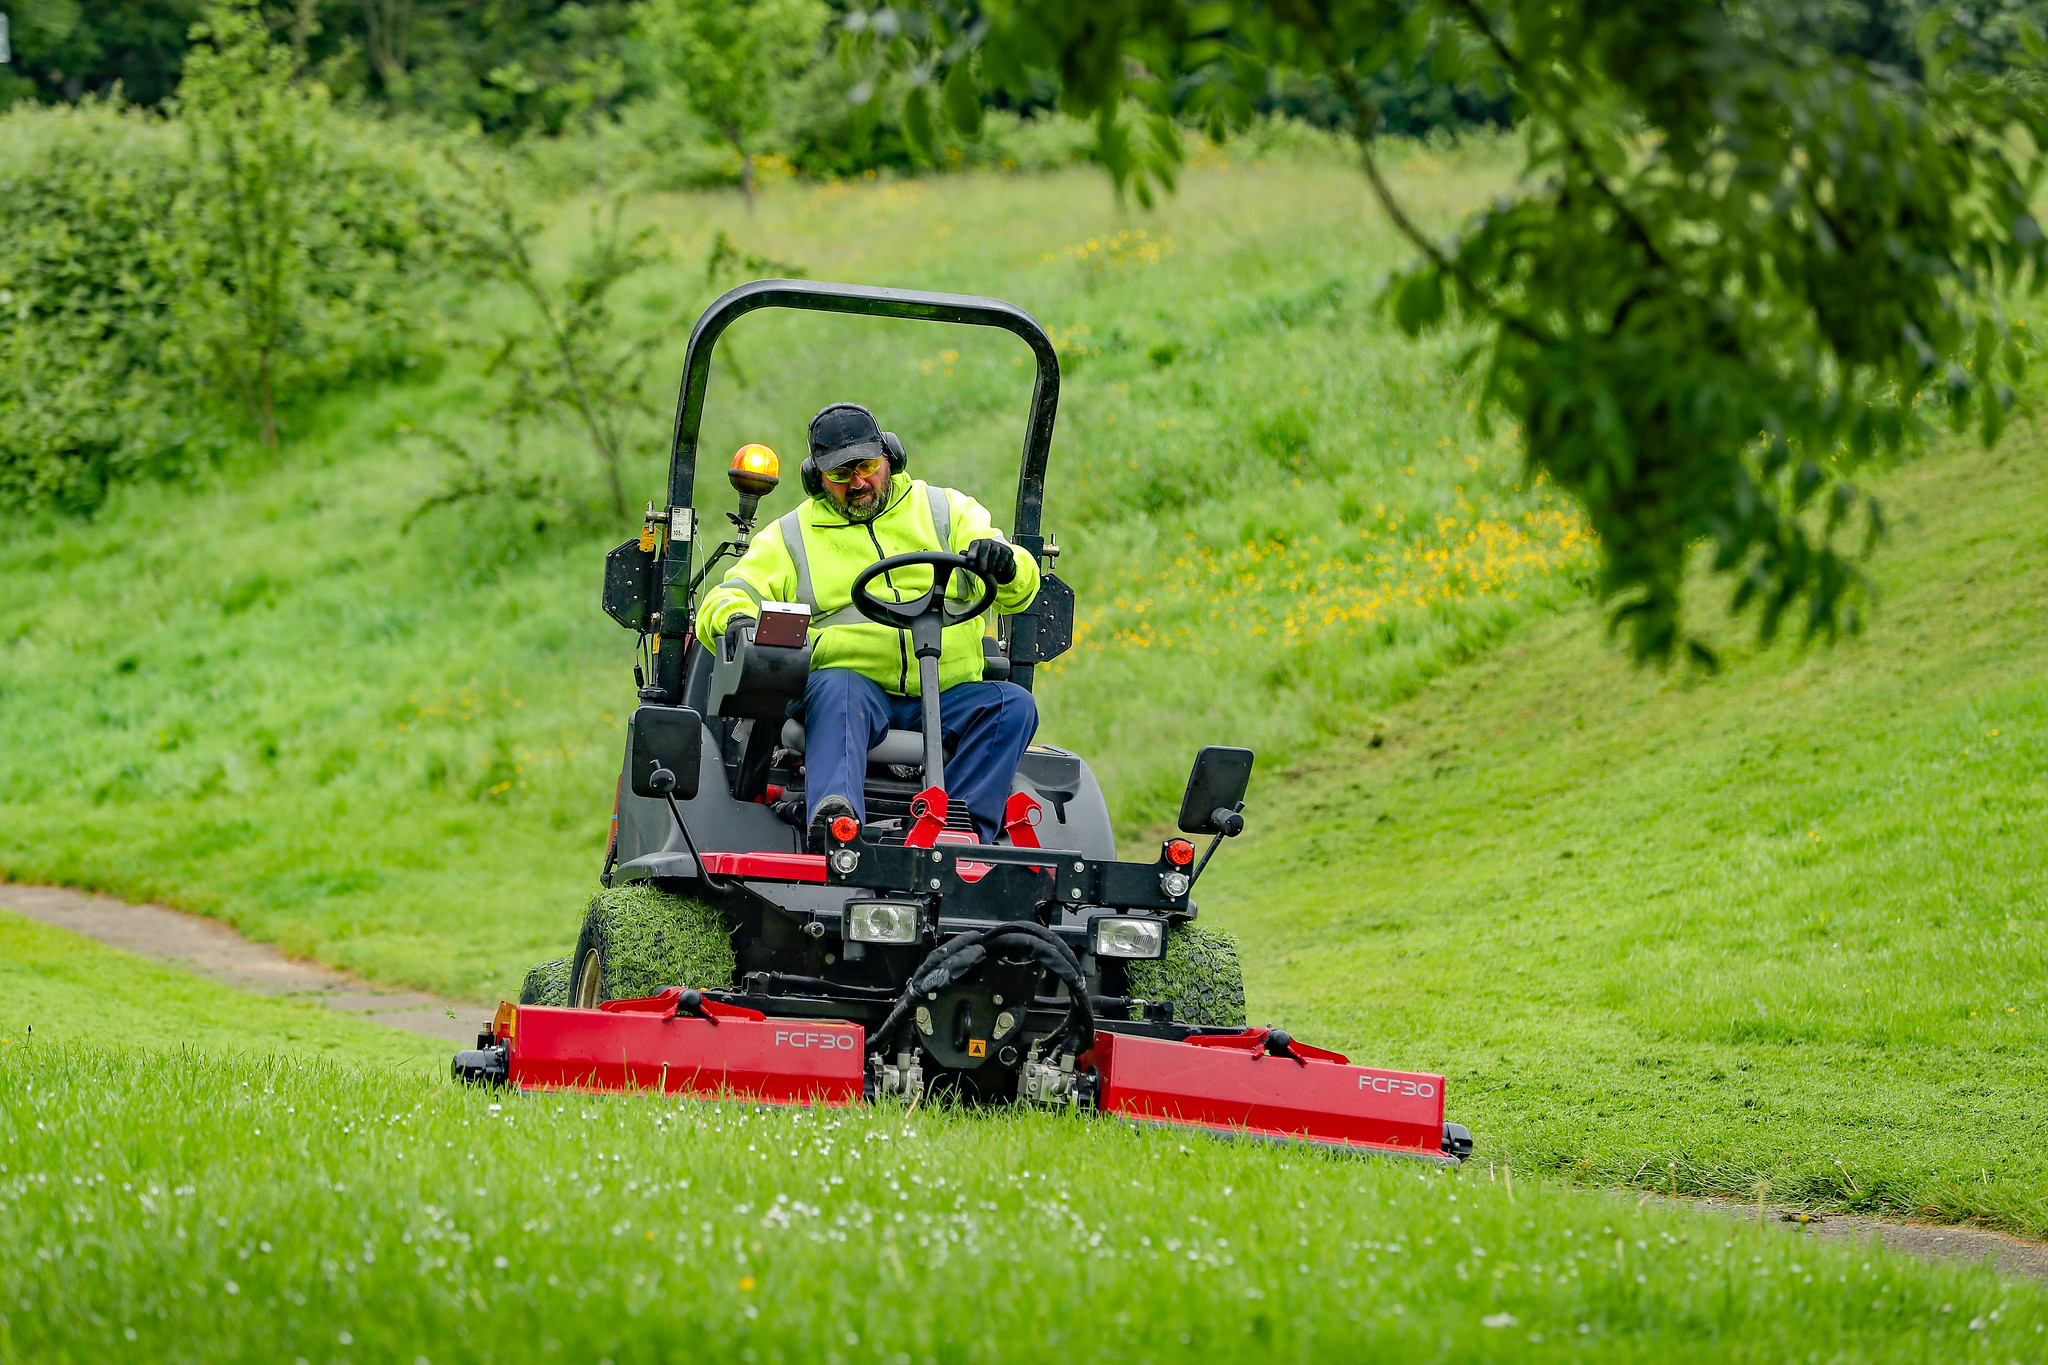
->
[808,403,887,470]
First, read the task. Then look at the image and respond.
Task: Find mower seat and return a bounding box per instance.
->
[780,719,930,769]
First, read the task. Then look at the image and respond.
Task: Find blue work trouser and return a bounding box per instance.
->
[797,668,1038,842]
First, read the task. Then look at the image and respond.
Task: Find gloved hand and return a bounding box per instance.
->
[963,538,1018,585]
[723,615,756,655]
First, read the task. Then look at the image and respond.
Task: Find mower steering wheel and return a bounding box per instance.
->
[849,551,999,633]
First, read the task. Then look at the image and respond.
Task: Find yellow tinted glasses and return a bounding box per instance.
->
[821,456,887,484]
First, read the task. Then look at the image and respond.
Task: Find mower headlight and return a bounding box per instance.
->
[1092,916,1166,960]
[845,900,921,945]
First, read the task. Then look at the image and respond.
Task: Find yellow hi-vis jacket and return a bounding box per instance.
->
[694,473,1041,698]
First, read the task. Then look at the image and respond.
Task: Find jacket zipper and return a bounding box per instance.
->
[863,520,911,694]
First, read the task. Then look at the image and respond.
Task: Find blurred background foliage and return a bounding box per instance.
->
[1,0,2028,131]
[1,0,2043,650]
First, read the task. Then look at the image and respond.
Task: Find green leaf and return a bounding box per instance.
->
[942,58,982,139]
[902,84,935,161]
[1391,268,1444,337]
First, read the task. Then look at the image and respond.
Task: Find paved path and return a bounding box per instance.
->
[1652,1194,2048,1286]
[9,881,2048,1285]
[0,883,487,1046]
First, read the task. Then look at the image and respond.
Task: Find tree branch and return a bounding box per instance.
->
[1442,0,1674,276]
[1327,65,1550,347]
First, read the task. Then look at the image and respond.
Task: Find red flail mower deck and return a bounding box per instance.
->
[463,989,1460,1164]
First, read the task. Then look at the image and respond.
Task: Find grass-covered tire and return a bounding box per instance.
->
[518,956,572,1006]
[570,883,736,1008]
[1126,923,1247,1027]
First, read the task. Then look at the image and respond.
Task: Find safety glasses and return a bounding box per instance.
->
[821,456,887,484]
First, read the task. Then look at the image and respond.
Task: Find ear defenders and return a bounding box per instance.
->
[801,402,907,498]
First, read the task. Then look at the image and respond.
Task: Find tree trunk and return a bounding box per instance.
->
[258,348,279,450]
[740,150,756,214]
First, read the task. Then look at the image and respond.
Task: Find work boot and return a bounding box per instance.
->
[807,795,859,854]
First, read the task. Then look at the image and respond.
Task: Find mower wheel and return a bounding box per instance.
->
[519,956,573,1007]
[1126,924,1246,1027]
[570,883,736,1008]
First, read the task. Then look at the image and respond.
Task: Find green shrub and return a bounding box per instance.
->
[0,103,192,513]
[0,48,450,512]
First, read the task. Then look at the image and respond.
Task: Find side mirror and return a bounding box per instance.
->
[603,537,658,632]
[630,706,703,799]
[1177,746,1254,835]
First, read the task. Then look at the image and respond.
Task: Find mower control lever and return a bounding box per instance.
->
[848,551,1000,793]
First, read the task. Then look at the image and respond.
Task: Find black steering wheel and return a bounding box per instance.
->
[849,551,999,635]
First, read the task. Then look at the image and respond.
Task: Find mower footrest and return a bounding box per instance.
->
[1087,1030,1449,1160]
[505,1003,863,1104]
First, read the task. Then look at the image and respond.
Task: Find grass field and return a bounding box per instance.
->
[0,909,444,1065]
[1201,429,2048,1236]
[0,137,1586,1004]
[6,137,2048,1357]
[4,1029,2042,1363]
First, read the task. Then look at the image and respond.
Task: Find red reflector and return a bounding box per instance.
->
[1165,839,1195,866]
[830,816,860,843]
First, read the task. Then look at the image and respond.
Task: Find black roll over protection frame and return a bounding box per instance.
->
[642,279,1071,703]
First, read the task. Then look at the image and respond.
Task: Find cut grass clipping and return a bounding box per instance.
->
[1128,922,1248,1027]
[565,882,735,1002]
[3,1042,2041,1364]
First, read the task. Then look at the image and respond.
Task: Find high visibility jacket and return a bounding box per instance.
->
[694,473,1041,698]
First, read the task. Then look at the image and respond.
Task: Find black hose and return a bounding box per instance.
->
[869,922,1095,1059]
[754,973,899,1000]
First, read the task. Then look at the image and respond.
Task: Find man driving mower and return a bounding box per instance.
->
[695,402,1042,851]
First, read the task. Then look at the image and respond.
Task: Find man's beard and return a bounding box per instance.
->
[840,484,885,520]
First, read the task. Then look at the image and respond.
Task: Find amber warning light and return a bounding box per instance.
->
[729,443,781,497]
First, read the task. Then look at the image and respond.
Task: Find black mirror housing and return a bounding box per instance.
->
[630,706,703,799]
[603,537,658,632]
[1177,746,1254,834]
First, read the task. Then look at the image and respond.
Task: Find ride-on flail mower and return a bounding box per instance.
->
[453,280,1472,1164]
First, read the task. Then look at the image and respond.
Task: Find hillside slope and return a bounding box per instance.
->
[1203,427,2048,1232]
[0,148,1588,1000]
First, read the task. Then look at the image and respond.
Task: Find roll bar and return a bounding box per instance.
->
[650,279,1063,702]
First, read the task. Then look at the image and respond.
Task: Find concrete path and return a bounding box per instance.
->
[0,883,487,1046]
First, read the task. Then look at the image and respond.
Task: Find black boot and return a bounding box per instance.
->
[807,795,859,854]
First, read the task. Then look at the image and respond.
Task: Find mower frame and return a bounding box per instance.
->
[458,278,1473,1166]
[649,279,1063,703]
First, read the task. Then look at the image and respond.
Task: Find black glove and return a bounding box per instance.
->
[963,538,1018,585]
[723,615,755,654]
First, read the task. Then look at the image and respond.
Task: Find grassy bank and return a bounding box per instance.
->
[0,140,1586,1003]
[1201,427,2048,1234]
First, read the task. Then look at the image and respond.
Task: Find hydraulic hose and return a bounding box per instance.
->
[869,921,1095,1059]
